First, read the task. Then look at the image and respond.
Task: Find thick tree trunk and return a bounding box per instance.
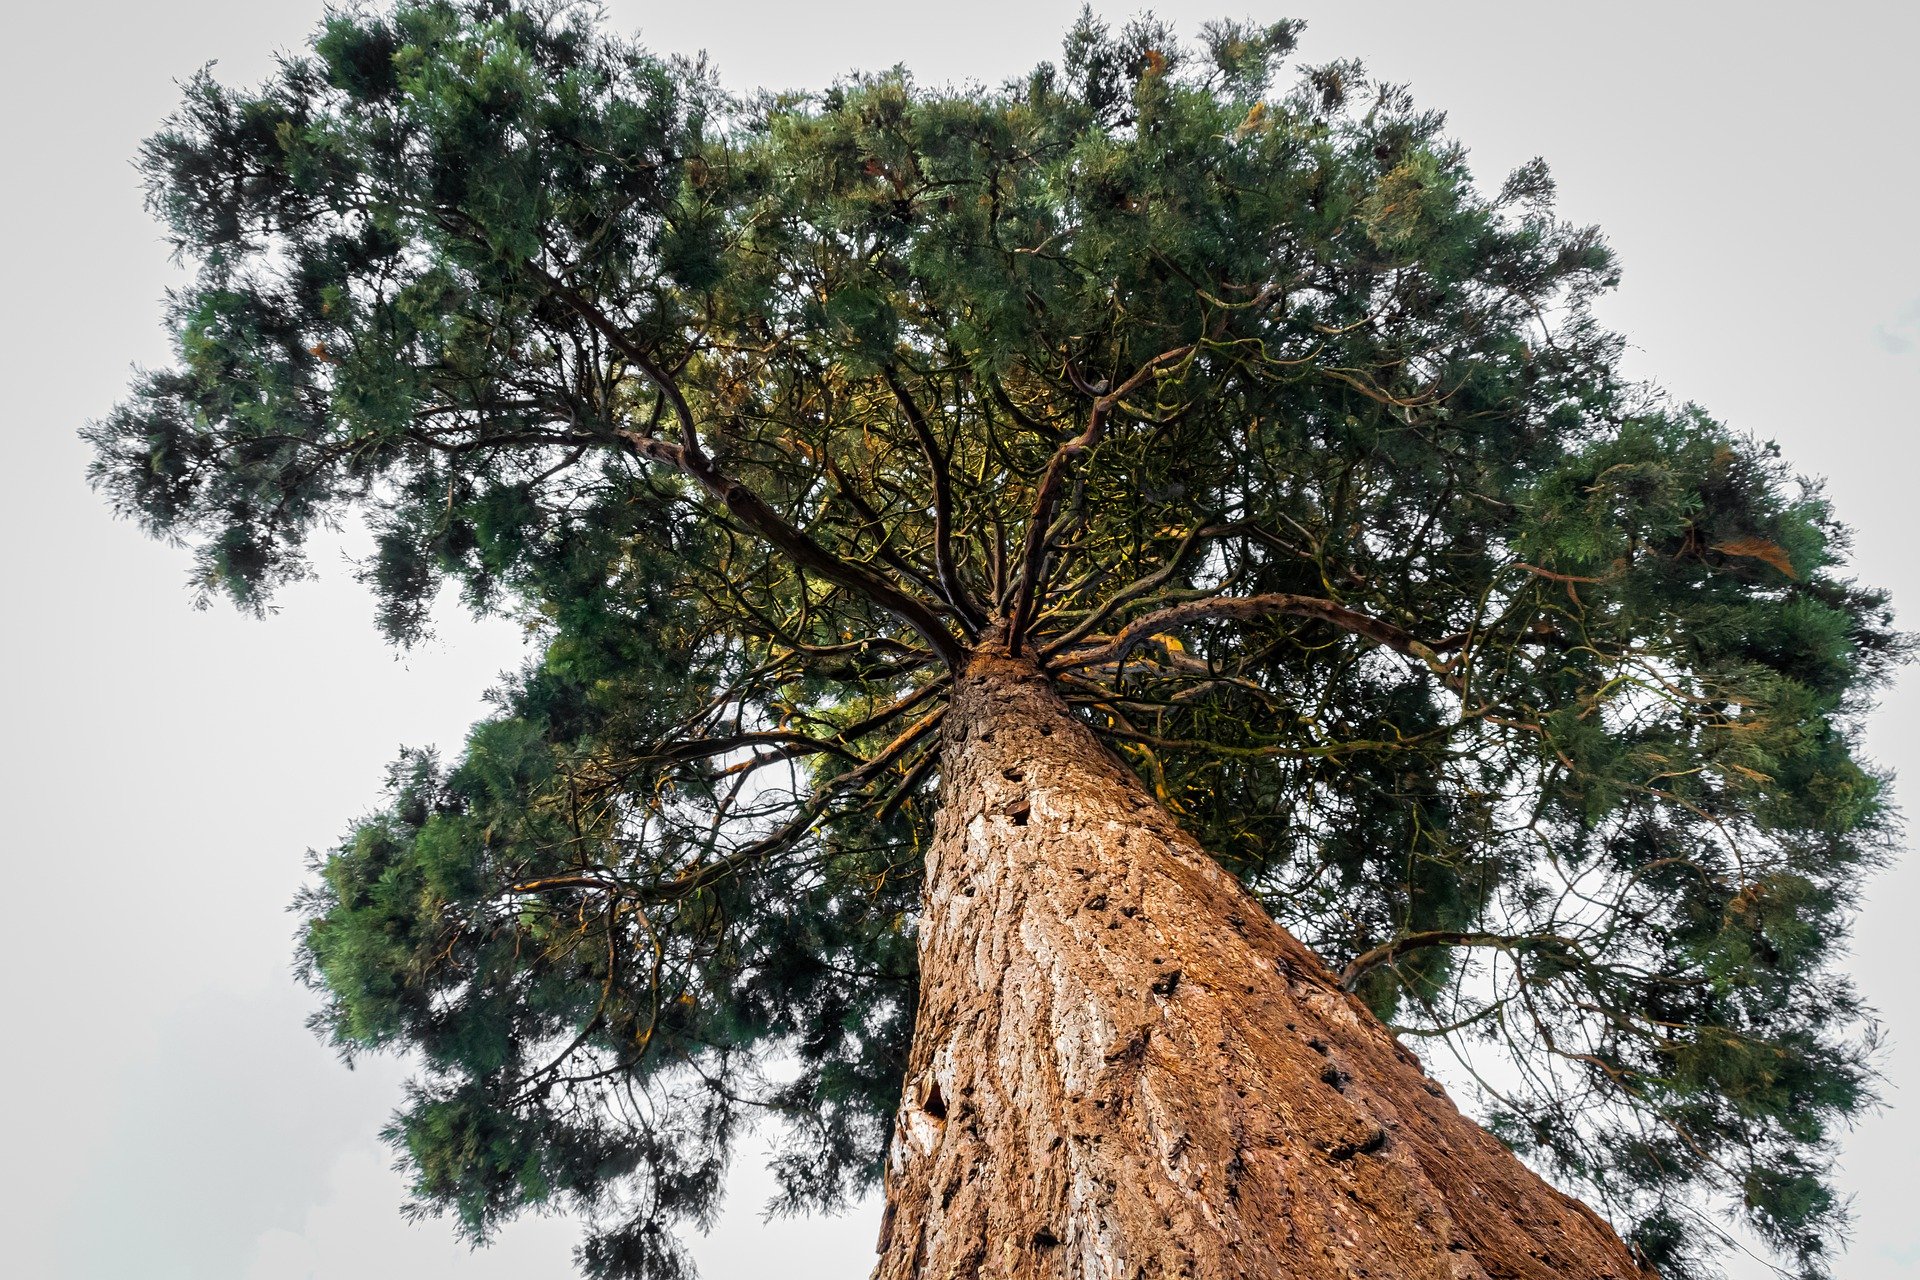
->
[873,649,1647,1279]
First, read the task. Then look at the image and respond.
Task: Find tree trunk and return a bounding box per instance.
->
[873,649,1647,1279]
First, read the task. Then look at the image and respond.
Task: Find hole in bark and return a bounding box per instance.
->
[1031,1228,1061,1248]
[1007,800,1031,825]
[1326,1126,1389,1161]
[921,1081,947,1121]
[1038,723,1053,736]
[1002,766,1025,781]
[1320,1064,1350,1091]
[1084,893,1108,911]
[1150,968,1182,997]
[1308,1037,1329,1055]
[1103,1027,1151,1066]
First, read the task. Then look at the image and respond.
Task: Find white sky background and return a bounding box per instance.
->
[2,1,1915,1276]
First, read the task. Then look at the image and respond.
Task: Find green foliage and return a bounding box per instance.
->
[92,3,1904,1277]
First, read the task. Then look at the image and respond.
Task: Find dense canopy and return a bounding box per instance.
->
[89,3,1903,1277]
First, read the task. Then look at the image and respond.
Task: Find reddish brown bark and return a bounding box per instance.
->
[874,649,1648,1279]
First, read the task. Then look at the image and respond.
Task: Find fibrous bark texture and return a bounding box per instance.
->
[874,651,1647,1280]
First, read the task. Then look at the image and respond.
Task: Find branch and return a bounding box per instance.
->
[1341,930,1584,991]
[1005,343,1195,655]
[883,365,985,633]
[1036,522,1222,658]
[507,800,825,907]
[1053,592,1453,680]
[648,730,862,766]
[525,260,706,459]
[621,429,963,666]
[809,445,953,614]
[874,743,942,825]
[522,259,967,668]
[510,697,952,934]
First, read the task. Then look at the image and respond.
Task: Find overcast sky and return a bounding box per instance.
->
[3,2,1915,1277]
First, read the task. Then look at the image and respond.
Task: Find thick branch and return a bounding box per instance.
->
[1037,522,1222,658]
[525,260,706,459]
[619,430,963,667]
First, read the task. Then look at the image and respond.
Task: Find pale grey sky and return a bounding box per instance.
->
[3,2,1915,1277]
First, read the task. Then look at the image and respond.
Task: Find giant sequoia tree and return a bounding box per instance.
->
[89,4,1903,1277]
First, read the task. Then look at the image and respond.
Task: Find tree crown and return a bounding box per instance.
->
[89,4,1905,1276]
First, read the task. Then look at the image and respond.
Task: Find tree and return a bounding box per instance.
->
[88,2,1904,1276]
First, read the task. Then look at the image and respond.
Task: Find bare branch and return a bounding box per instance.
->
[1341,931,1585,991]
[1053,592,1453,680]
[1006,343,1196,655]
[883,365,985,633]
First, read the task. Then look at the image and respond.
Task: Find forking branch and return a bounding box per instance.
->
[1005,343,1197,656]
